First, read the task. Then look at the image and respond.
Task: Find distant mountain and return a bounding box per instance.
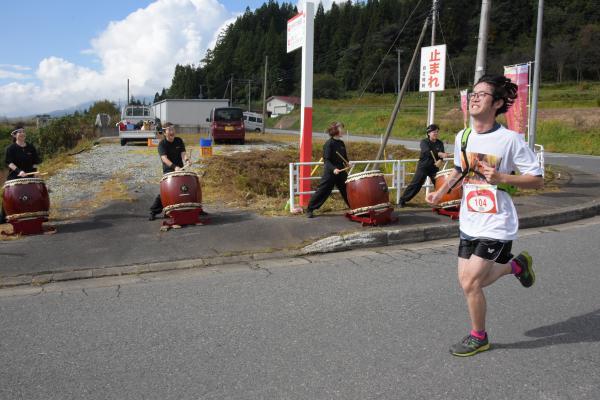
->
[45,95,155,117]
[46,100,97,117]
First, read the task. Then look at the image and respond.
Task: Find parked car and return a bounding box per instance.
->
[243,112,264,132]
[208,107,245,144]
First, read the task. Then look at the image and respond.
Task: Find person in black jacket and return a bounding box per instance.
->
[149,123,191,220]
[399,124,450,207]
[305,122,350,218]
[1,125,42,223]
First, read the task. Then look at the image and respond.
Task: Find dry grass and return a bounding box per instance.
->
[199,140,419,215]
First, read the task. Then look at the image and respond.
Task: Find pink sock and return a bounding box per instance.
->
[511,259,522,275]
[470,329,487,340]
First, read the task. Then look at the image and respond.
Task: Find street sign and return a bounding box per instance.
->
[287,12,305,53]
[419,44,446,92]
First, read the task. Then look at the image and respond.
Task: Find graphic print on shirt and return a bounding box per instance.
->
[461,151,501,213]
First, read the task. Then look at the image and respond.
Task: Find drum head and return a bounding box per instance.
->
[3,177,46,188]
[346,169,382,184]
[160,170,199,182]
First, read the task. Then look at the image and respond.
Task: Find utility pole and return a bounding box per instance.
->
[474,0,491,83]
[248,81,251,112]
[396,48,402,96]
[230,75,234,106]
[262,56,268,133]
[127,79,130,106]
[528,0,544,150]
[427,0,438,125]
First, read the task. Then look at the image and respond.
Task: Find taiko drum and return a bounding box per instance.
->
[159,171,202,215]
[434,169,462,209]
[345,170,392,215]
[2,178,50,221]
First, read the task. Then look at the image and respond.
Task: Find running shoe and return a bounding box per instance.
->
[450,334,490,357]
[514,251,535,288]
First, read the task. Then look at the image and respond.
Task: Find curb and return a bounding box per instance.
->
[1,199,599,289]
[301,199,600,254]
[0,249,300,289]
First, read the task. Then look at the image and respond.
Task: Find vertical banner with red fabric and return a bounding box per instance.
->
[460,89,469,128]
[503,64,529,135]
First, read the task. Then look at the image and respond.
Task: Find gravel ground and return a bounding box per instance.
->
[45,141,290,220]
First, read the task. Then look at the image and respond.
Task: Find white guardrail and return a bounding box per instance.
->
[288,159,419,213]
[288,145,545,213]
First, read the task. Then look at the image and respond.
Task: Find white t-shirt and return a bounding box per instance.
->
[453,124,543,240]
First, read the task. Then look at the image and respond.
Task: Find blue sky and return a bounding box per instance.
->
[0,0,295,117]
[0,1,267,72]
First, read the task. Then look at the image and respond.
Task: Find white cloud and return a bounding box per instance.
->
[0,64,33,80]
[0,64,32,71]
[0,0,233,117]
[0,70,31,80]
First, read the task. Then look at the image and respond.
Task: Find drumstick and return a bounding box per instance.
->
[311,158,323,176]
[430,150,437,161]
[22,171,47,176]
[335,151,350,165]
[181,150,193,171]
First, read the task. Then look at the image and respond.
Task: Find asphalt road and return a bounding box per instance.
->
[268,128,600,174]
[1,217,599,400]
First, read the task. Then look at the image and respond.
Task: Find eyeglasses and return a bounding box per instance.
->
[468,92,494,100]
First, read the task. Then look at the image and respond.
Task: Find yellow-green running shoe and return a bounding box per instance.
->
[514,251,535,288]
[450,334,490,357]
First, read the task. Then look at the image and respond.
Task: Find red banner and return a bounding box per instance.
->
[460,89,468,128]
[503,64,529,134]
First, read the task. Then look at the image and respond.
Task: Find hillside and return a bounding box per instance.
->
[157,0,599,104]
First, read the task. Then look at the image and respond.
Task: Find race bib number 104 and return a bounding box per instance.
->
[465,184,498,214]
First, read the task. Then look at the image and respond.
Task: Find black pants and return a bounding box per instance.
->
[307,171,349,211]
[0,207,5,224]
[400,166,437,204]
[150,194,163,215]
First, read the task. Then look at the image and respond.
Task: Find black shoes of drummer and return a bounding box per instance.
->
[514,251,535,288]
[306,210,314,218]
[149,213,158,221]
[450,334,490,357]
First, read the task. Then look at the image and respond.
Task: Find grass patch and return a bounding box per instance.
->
[200,141,419,215]
[267,82,600,154]
[535,122,600,155]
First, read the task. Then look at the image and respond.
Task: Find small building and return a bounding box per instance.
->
[152,99,229,133]
[266,96,300,117]
[35,114,52,128]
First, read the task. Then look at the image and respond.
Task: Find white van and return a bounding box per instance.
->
[243,112,264,132]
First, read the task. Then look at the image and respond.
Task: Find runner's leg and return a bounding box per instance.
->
[457,255,495,332]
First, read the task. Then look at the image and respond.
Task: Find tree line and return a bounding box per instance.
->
[155,0,599,105]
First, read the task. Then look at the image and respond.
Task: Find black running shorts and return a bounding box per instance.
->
[458,237,513,264]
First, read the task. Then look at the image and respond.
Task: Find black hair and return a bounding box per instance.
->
[10,122,25,143]
[426,124,439,135]
[475,74,518,116]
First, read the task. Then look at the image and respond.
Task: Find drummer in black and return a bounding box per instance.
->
[1,125,42,223]
[399,124,450,207]
[149,123,191,220]
[306,122,350,218]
